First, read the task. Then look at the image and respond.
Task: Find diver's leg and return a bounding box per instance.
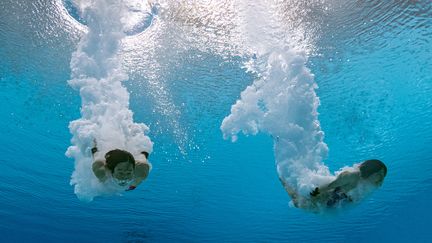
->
[279,177,301,207]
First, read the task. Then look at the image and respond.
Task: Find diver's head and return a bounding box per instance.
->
[359,159,387,185]
[105,149,135,185]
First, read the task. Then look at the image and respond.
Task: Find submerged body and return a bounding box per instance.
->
[281,159,387,212]
[92,148,151,190]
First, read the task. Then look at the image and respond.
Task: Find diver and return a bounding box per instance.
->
[281,159,387,211]
[91,143,151,191]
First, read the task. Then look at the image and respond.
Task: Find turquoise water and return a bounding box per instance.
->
[1,0,431,242]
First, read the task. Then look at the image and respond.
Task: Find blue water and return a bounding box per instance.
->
[1,0,431,242]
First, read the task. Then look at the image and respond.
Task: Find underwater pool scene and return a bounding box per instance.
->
[1,0,431,242]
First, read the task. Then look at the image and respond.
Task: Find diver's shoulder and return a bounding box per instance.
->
[92,159,106,168]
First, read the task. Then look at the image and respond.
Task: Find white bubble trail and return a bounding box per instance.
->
[66,0,152,201]
[221,0,335,199]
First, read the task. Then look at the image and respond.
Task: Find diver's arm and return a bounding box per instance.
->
[129,159,151,188]
[92,159,108,182]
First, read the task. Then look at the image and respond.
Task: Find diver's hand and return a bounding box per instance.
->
[141,151,149,159]
[310,187,320,197]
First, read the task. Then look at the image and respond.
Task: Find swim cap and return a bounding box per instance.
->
[105,149,136,173]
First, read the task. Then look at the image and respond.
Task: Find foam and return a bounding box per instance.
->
[222,48,335,196]
[221,0,335,198]
[66,0,152,201]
